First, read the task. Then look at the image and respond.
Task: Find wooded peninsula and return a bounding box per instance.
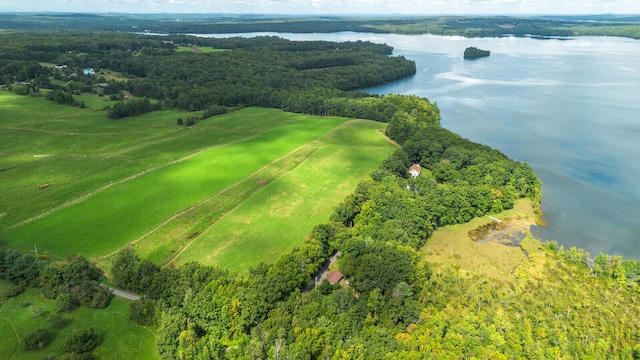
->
[1,16,639,359]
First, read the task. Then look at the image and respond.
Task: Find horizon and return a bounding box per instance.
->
[1,0,639,16]
[2,11,640,18]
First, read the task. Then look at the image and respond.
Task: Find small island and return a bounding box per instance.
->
[464,46,490,59]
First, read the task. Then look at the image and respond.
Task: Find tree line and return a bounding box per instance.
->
[2,13,639,39]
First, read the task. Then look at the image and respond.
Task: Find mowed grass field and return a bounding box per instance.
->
[1,90,396,271]
[0,281,159,360]
[175,120,395,271]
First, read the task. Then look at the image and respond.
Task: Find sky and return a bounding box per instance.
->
[1,0,639,15]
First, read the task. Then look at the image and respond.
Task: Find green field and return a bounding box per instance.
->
[176,45,226,53]
[175,120,394,270]
[0,281,159,360]
[1,90,396,271]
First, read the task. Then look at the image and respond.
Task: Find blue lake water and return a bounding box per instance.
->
[199,32,640,259]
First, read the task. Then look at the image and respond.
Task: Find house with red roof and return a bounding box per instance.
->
[327,270,344,285]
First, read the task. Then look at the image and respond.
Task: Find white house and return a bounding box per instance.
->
[82,68,96,75]
[408,164,421,178]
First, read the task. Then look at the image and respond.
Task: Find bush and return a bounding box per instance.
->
[48,313,67,329]
[318,279,333,295]
[86,284,113,309]
[202,104,228,119]
[5,284,25,298]
[63,327,100,354]
[129,298,157,325]
[12,84,30,95]
[23,328,50,350]
[56,293,78,313]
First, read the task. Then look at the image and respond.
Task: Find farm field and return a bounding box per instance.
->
[1,90,396,271]
[0,281,159,360]
[174,120,395,271]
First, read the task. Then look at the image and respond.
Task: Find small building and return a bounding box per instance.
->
[82,68,96,75]
[327,270,343,285]
[408,164,421,178]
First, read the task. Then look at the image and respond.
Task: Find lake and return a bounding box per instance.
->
[198,32,640,259]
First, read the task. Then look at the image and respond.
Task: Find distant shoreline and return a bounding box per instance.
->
[1,13,640,40]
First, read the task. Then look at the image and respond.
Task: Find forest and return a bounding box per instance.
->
[1,26,640,359]
[0,32,415,119]
[2,13,640,39]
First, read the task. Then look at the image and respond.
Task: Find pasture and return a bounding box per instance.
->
[174,120,395,270]
[0,282,159,360]
[1,90,396,271]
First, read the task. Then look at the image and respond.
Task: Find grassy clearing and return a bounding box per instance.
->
[175,120,396,271]
[99,70,129,82]
[176,46,226,53]
[423,199,538,285]
[0,282,159,360]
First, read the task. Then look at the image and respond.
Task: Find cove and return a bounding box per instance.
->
[197,32,640,259]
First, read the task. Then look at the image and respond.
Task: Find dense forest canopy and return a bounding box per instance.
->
[1,22,639,359]
[0,32,417,118]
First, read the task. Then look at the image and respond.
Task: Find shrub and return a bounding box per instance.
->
[63,327,100,354]
[129,298,157,325]
[48,313,67,329]
[23,328,50,350]
[6,284,25,298]
[318,279,333,295]
[56,293,78,313]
